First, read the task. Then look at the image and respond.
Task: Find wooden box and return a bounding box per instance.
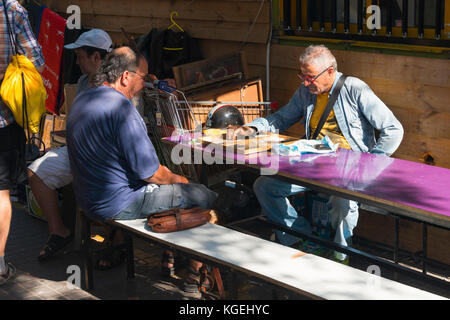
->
[173,51,249,92]
[40,114,66,151]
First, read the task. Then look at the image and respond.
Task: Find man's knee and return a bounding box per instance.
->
[327,197,359,229]
[179,183,217,209]
[253,176,272,198]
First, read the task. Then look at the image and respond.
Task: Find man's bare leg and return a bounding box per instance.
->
[0,190,12,258]
[27,169,70,238]
[28,169,71,260]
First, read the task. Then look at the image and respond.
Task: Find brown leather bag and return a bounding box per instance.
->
[147,207,212,233]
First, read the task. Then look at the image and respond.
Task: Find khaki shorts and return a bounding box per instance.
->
[28,146,72,190]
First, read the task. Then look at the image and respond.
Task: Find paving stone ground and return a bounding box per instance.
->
[1,204,303,300]
[1,203,448,300]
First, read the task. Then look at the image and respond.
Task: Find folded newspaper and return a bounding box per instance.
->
[272,136,339,156]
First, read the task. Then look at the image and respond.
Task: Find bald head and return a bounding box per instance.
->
[91,46,148,99]
[92,46,147,87]
[112,46,136,60]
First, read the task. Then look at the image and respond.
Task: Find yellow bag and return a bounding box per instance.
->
[0,54,47,133]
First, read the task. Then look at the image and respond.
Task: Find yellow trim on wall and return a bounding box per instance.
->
[280,35,450,54]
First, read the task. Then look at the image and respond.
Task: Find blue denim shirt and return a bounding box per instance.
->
[248,72,403,156]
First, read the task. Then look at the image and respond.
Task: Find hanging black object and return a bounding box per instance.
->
[137,28,202,79]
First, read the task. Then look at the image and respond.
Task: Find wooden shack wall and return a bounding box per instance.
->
[42,0,450,265]
[43,0,450,168]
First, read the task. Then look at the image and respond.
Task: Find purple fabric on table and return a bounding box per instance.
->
[165,135,450,222]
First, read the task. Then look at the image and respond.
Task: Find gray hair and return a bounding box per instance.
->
[299,45,338,72]
[91,46,145,87]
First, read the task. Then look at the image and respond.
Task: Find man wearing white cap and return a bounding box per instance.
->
[28,29,113,262]
[64,28,113,93]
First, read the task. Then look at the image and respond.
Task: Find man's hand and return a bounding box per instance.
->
[163,78,176,88]
[226,125,256,140]
[148,74,158,82]
[145,165,188,185]
[172,174,188,184]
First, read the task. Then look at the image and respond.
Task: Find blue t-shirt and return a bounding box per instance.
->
[66,86,160,220]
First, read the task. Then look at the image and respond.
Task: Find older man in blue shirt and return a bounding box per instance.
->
[228,45,403,262]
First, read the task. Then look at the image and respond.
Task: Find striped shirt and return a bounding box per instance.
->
[0,0,45,128]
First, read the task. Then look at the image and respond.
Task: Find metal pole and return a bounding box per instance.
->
[357,0,364,34]
[386,0,393,36]
[418,0,425,38]
[435,0,443,39]
[319,0,325,32]
[394,216,400,281]
[422,223,428,274]
[402,0,408,37]
[344,0,350,33]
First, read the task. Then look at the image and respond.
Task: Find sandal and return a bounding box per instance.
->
[0,262,16,285]
[95,246,127,271]
[199,266,215,293]
[161,250,175,277]
[38,233,73,262]
[183,266,214,293]
[183,267,202,293]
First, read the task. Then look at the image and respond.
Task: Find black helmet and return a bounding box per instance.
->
[205,105,244,129]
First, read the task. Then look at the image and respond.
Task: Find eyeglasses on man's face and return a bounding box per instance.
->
[129,70,149,82]
[297,65,333,84]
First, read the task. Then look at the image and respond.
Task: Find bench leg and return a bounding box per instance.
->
[125,234,135,279]
[226,271,238,299]
[81,214,94,290]
[73,207,83,251]
[393,216,399,281]
[422,223,427,274]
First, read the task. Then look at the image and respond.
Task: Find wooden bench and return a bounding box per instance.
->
[78,211,446,300]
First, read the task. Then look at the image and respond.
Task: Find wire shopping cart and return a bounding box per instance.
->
[142,84,272,183]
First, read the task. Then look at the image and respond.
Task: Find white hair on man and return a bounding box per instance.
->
[299,45,338,72]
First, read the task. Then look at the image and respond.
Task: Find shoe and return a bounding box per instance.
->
[331,251,350,265]
[331,238,352,265]
[38,233,73,261]
[183,266,214,292]
[161,250,175,277]
[95,246,127,271]
[94,228,128,271]
[0,262,16,285]
[298,239,332,257]
[182,267,203,299]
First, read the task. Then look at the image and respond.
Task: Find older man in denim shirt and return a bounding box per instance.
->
[228,45,403,262]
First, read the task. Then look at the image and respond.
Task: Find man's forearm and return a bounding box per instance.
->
[145,165,188,185]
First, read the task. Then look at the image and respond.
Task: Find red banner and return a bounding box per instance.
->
[38,8,66,114]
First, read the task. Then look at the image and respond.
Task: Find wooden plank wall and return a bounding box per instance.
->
[41,0,271,47]
[42,0,450,168]
[41,0,450,265]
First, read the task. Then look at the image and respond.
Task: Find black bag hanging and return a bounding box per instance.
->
[148,28,202,79]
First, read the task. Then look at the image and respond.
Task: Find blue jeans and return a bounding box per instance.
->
[114,183,218,220]
[253,176,358,259]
